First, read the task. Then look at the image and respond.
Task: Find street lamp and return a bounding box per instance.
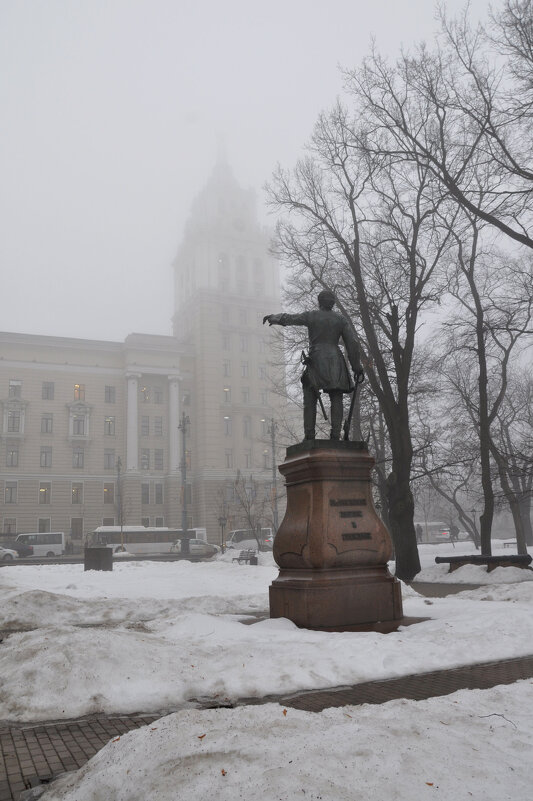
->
[116,456,124,551]
[261,417,279,533]
[179,412,190,555]
[218,515,227,552]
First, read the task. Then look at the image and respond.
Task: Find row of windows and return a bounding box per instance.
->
[7,380,118,403]
[5,410,117,436]
[4,447,165,471]
[7,380,169,406]
[3,481,165,506]
[2,517,168,537]
[222,387,269,405]
[220,334,268,354]
[219,307,265,327]
[223,450,270,469]
[222,361,268,378]
[222,416,271,438]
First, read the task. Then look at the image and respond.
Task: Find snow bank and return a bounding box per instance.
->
[40,682,533,801]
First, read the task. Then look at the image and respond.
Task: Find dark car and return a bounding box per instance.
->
[3,540,34,558]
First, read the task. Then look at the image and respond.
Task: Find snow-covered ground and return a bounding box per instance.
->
[34,683,533,801]
[1,548,532,800]
[1,548,532,722]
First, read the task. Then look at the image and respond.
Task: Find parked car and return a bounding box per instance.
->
[226,528,274,551]
[3,540,34,558]
[170,538,218,558]
[0,545,18,562]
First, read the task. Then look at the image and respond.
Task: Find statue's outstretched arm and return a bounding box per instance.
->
[263,312,308,327]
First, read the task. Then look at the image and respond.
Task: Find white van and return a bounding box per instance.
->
[15,531,65,557]
[226,528,273,551]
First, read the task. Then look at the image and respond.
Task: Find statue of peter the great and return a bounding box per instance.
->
[263,290,364,440]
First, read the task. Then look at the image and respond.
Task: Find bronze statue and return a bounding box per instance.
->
[263,290,364,440]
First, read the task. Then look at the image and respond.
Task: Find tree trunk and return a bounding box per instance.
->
[491,449,528,555]
[519,495,533,547]
[385,421,420,581]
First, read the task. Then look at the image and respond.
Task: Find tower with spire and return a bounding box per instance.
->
[172,157,285,539]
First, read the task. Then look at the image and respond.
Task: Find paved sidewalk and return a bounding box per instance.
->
[2,654,533,801]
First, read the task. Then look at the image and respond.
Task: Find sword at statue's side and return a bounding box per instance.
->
[301,350,328,420]
[343,372,365,441]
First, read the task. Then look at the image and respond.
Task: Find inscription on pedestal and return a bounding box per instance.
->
[340,510,363,518]
[342,532,372,541]
[330,498,367,506]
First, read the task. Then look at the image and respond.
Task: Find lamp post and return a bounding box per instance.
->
[116,456,124,551]
[179,412,190,555]
[218,515,227,552]
[261,417,279,533]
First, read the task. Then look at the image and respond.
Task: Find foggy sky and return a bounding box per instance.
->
[0,0,488,342]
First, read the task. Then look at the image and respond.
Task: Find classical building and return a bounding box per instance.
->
[0,160,287,548]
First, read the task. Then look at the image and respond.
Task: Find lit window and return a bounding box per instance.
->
[72,483,83,504]
[74,383,85,401]
[223,386,231,404]
[104,416,115,436]
[39,483,51,504]
[103,483,115,504]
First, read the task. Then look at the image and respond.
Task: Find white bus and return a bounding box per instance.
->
[89,526,207,554]
[15,531,66,557]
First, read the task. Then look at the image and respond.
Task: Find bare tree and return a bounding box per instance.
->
[347,1,533,249]
[268,98,456,581]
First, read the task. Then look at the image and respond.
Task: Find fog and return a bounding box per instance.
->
[0,0,487,342]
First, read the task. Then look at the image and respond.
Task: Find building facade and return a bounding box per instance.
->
[0,160,287,548]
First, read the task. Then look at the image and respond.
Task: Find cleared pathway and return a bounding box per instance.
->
[2,654,533,801]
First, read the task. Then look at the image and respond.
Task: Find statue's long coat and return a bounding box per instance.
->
[272,309,360,393]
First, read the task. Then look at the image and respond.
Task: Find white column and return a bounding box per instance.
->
[168,375,181,472]
[126,373,141,471]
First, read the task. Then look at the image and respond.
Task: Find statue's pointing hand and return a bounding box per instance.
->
[263,314,282,326]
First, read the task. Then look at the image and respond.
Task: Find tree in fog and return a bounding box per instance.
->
[348,0,533,249]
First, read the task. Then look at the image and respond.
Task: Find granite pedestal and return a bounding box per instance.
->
[269,440,403,631]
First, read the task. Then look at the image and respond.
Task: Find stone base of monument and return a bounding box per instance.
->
[269,440,403,632]
[270,565,403,631]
